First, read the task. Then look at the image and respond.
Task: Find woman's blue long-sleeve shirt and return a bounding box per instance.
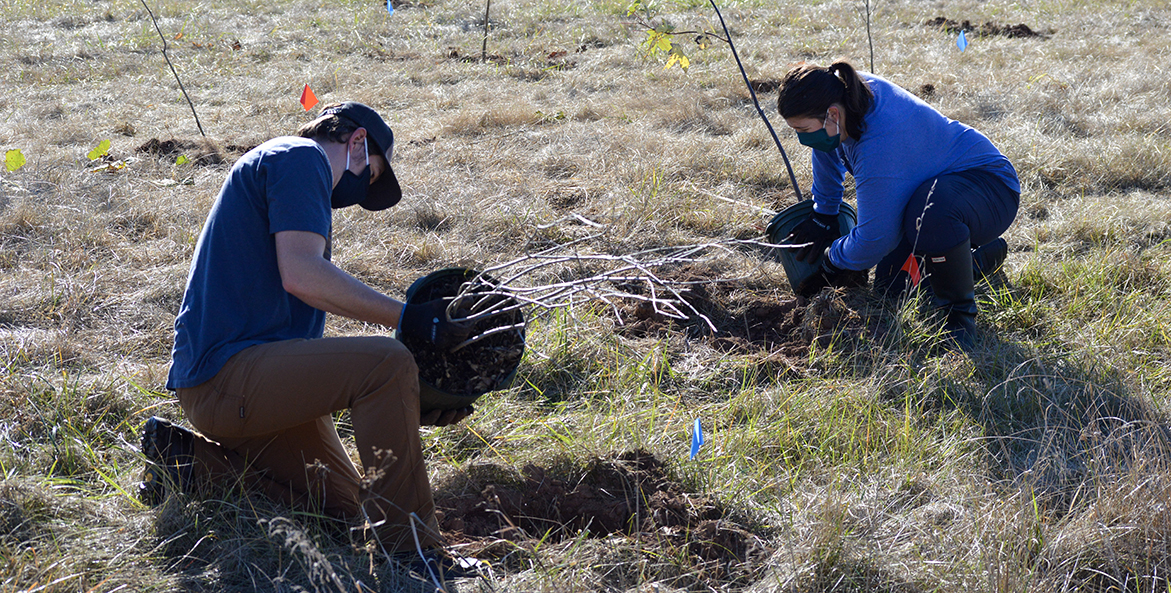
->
[811,74,1019,270]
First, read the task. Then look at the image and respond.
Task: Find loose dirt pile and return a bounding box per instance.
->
[434,449,769,578]
[613,265,866,358]
[925,16,1047,38]
[136,138,256,166]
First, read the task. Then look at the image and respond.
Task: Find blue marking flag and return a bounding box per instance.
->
[957,30,968,51]
[690,418,704,459]
[387,0,393,15]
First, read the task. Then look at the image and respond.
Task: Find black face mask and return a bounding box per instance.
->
[331,139,370,209]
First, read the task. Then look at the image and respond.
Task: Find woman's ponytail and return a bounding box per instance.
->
[827,61,873,139]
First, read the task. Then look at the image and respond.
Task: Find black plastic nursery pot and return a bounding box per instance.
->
[395,267,526,413]
[765,200,858,293]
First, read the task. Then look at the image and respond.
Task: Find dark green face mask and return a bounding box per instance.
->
[796,113,841,152]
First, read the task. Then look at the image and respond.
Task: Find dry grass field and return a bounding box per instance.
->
[2,0,1170,590]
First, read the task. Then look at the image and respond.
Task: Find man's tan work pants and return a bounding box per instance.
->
[175,336,442,553]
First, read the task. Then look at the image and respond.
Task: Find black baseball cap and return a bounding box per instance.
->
[319,102,402,211]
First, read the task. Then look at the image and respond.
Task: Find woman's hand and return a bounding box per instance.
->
[797,251,869,297]
[781,211,841,263]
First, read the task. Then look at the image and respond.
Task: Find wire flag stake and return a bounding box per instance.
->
[690,418,705,460]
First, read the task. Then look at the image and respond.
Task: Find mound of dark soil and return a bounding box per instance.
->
[925,16,1046,38]
[749,79,781,93]
[799,288,865,348]
[400,272,525,398]
[136,138,256,166]
[611,265,866,357]
[435,450,769,576]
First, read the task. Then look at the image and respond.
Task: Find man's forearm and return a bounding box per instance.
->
[277,247,403,328]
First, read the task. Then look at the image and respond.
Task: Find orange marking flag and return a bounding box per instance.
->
[300,84,319,111]
[900,253,922,287]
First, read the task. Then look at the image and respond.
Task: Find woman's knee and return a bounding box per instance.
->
[902,177,971,253]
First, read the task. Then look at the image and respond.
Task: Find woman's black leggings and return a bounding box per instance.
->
[875,168,1020,286]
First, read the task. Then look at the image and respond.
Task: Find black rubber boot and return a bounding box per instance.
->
[139,416,196,505]
[972,237,1008,282]
[925,239,978,350]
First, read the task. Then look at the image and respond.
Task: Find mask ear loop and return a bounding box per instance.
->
[345,134,369,172]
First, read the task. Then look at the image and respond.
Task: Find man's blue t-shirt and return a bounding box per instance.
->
[167,137,333,390]
[809,74,1020,271]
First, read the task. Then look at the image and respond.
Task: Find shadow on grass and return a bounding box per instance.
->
[750,550,928,593]
[853,278,1171,516]
[149,493,440,593]
[950,334,1171,516]
[932,331,1171,591]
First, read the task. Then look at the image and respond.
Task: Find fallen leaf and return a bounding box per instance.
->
[87,139,111,161]
[5,149,25,172]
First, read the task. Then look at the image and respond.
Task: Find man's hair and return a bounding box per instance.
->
[296,103,359,143]
[777,60,874,140]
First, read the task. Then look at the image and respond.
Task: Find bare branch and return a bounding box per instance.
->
[443,232,784,344]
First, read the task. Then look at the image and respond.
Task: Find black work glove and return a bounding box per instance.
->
[796,250,869,297]
[399,298,472,350]
[781,210,842,263]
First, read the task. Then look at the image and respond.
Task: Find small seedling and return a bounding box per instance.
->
[639,24,692,71]
[481,0,491,62]
[141,0,206,137]
[628,1,715,72]
[175,154,190,166]
[536,110,566,123]
[622,0,804,200]
[437,231,801,351]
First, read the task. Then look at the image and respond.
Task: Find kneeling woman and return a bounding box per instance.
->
[777,60,1018,348]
